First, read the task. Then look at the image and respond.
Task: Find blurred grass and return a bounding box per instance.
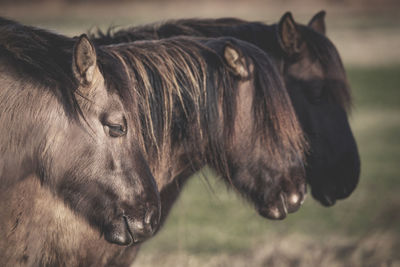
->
[348,65,400,108]
[134,65,400,265]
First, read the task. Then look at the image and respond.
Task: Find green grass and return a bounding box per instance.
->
[348,65,400,108]
[137,65,400,260]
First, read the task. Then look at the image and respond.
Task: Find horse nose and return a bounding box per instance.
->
[125,206,159,243]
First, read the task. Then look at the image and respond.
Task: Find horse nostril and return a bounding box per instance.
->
[124,206,159,244]
[145,206,159,232]
[104,218,133,246]
[144,209,154,225]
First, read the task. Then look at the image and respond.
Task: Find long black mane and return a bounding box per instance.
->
[92,17,352,112]
[0,17,80,119]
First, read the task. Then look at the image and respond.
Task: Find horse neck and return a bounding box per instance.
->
[145,102,209,192]
[0,70,66,185]
[154,73,253,227]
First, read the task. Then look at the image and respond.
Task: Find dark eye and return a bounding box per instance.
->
[105,123,127,137]
[102,113,127,138]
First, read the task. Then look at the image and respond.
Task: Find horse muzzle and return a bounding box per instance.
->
[104,205,160,246]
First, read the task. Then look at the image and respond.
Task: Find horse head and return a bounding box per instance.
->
[203,38,308,219]
[276,12,360,206]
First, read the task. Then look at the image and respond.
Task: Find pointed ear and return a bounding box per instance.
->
[224,44,249,78]
[277,12,302,57]
[72,34,97,85]
[308,10,326,35]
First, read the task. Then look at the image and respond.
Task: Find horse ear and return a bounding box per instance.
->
[73,34,97,85]
[277,12,302,57]
[224,45,249,78]
[308,10,326,35]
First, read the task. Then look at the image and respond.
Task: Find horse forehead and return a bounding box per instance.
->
[78,81,125,113]
[286,50,324,80]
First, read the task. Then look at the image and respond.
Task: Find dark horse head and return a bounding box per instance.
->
[0,18,160,246]
[275,12,360,206]
[92,36,308,221]
[91,11,360,207]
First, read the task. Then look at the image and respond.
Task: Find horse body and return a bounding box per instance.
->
[92,11,360,207]
[0,18,159,266]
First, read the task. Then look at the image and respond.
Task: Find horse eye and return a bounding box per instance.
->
[101,113,127,138]
[308,87,324,104]
[105,124,127,137]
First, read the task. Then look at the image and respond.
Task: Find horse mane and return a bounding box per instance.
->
[0,17,136,121]
[99,38,225,166]
[0,17,83,119]
[211,37,307,165]
[91,18,267,47]
[101,36,306,175]
[299,25,352,111]
[92,17,352,112]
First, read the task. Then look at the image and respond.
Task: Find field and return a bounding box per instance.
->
[1,1,399,266]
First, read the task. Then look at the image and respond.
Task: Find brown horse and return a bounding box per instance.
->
[0,18,160,266]
[93,11,360,207]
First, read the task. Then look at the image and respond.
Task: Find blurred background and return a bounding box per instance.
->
[1,0,399,266]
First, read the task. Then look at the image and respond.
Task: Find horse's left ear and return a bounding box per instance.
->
[224,45,249,78]
[72,34,97,86]
[308,11,326,35]
[277,12,303,57]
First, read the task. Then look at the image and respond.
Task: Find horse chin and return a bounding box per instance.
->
[311,178,357,207]
[310,158,360,207]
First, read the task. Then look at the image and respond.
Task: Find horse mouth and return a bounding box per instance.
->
[104,207,159,246]
[123,216,136,244]
[257,203,288,220]
[123,216,145,244]
[123,211,158,244]
[257,191,306,220]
